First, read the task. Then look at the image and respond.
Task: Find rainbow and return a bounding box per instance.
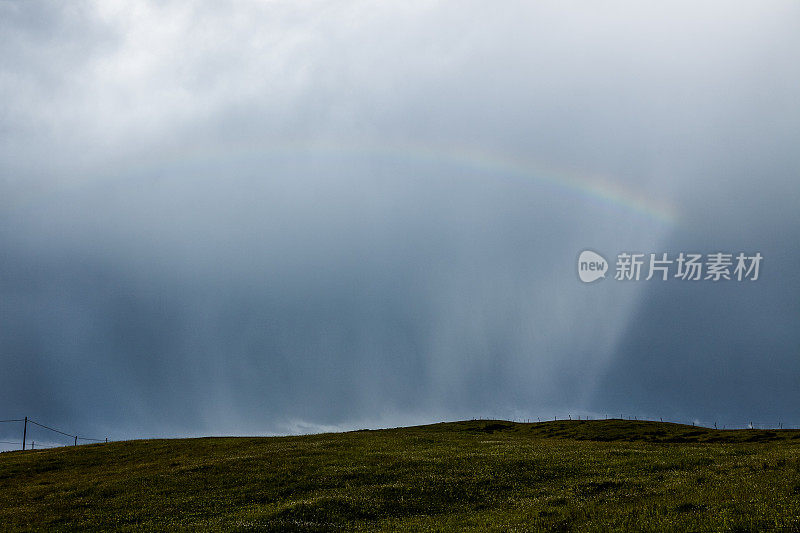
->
[8,139,679,226]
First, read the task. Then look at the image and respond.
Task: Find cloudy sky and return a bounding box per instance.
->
[1,1,798,446]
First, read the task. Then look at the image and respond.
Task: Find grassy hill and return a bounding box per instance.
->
[1,419,799,531]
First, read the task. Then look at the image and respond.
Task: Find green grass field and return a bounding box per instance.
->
[1,419,799,531]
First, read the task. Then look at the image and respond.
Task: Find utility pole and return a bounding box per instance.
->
[22,416,27,451]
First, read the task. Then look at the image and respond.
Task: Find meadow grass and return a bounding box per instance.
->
[1,419,799,531]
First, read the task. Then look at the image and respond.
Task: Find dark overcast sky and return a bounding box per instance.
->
[1,1,798,446]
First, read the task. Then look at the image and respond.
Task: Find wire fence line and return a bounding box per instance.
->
[474,415,797,431]
[0,417,107,451]
[2,415,797,453]
[28,442,61,450]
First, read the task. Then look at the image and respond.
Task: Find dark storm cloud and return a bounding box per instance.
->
[593,155,800,427]
[1,1,799,444]
[0,155,662,439]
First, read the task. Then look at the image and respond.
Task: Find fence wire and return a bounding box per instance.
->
[0,417,107,451]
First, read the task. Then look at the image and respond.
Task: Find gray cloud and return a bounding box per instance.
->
[1,1,798,445]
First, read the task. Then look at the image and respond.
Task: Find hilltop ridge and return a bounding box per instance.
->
[1,418,799,531]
